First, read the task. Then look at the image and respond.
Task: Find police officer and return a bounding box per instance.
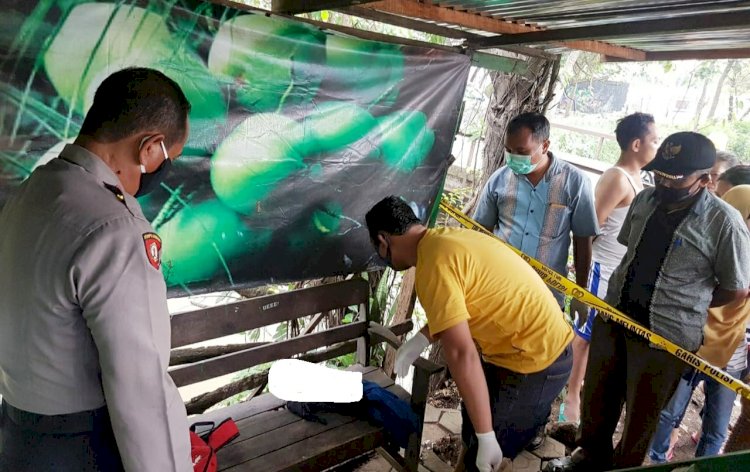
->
[0,68,192,471]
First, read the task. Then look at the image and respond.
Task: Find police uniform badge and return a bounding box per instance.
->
[142,233,162,270]
[661,142,682,160]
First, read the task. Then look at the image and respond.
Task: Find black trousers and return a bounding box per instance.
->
[0,400,123,471]
[576,317,688,470]
[462,343,573,468]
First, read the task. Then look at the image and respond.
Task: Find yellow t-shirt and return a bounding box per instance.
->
[697,298,750,367]
[415,227,573,374]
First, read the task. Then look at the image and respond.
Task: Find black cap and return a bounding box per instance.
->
[644,131,716,180]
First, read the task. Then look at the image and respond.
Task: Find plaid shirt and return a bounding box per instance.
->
[606,188,750,352]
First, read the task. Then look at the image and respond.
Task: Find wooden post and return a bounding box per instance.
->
[406,364,432,472]
[356,298,372,366]
[383,268,417,377]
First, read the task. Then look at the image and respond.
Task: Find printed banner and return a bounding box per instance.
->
[0,0,470,296]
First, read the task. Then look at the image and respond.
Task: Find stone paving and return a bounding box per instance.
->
[353,404,566,472]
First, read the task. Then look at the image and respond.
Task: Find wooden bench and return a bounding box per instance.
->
[169,278,443,471]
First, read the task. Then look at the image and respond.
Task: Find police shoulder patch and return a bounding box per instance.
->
[142,232,162,270]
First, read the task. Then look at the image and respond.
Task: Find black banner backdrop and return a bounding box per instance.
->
[0,1,470,296]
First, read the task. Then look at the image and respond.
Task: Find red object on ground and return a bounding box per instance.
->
[190,419,240,472]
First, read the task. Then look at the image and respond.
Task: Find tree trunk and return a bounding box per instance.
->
[170,343,268,366]
[185,372,268,415]
[707,60,736,123]
[692,78,711,130]
[728,72,738,122]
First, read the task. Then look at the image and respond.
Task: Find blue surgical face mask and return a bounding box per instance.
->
[506,145,542,175]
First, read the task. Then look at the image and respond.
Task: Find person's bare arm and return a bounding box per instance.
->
[594,169,634,227]
[573,236,592,288]
[419,324,435,343]
[436,321,493,434]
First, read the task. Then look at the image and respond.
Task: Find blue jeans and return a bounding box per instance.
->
[648,367,742,462]
[462,344,572,466]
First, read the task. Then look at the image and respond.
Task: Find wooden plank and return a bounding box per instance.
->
[470,10,750,48]
[603,48,750,62]
[301,311,327,335]
[171,278,369,348]
[367,0,541,35]
[225,419,385,471]
[191,364,383,426]
[219,410,361,468]
[365,1,643,61]
[170,322,368,387]
[191,392,286,425]
[470,51,528,75]
[233,408,302,442]
[562,40,646,61]
[170,342,268,366]
[183,340,358,413]
[211,367,407,471]
[180,323,412,411]
[272,0,379,14]
[341,5,484,40]
[291,13,462,53]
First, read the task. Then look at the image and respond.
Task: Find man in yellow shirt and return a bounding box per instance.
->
[365,196,574,472]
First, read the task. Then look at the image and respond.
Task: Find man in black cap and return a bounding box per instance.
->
[546,132,750,471]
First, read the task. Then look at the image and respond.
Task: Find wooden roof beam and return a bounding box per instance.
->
[603,48,750,62]
[470,10,750,49]
[271,0,379,14]
[339,5,557,59]
[366,0,645,60]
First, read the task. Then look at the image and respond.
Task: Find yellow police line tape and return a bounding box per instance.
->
[438,198,750,401]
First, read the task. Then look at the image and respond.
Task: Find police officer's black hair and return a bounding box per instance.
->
[78,67,191,147]
[615,112,655,151]
[507,112,550,142]
[718,164,750,186]
[365,196,421,245]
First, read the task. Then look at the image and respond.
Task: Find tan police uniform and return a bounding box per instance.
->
[0,144,191,471]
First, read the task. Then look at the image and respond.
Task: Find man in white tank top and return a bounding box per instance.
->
[560,113,659,424]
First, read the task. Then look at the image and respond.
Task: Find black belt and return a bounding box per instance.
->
[2,400,108,434]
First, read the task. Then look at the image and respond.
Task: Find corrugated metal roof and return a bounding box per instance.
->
[427,0,750,54]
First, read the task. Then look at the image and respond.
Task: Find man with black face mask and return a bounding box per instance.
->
[546,132,750,472]
[0,68,192,471]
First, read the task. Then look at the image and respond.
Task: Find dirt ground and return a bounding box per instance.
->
[427,379,744,467]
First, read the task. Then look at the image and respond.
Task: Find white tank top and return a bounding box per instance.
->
[592,167,641,270]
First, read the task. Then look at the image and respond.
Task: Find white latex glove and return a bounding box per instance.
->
[476,431,503,472]
[394,332,430,377]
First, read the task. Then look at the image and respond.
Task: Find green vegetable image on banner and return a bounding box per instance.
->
[211,113,306,215]
[43,3,225,123]
[372,110,435,172]
[324,34,404,107]
[289,201,343,250]
[159,199,270,286]
[208,13,326,113]
[1,0,471,295]
[300,102,378,155]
